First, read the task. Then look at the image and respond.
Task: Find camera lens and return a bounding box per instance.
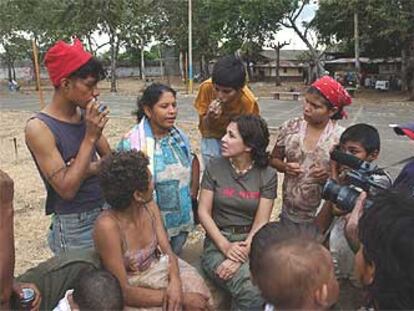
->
[322,179,362,213]
[322,179,342,203]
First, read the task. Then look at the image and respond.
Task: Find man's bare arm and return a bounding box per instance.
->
[95,134,111,158]
[25,102,108,201]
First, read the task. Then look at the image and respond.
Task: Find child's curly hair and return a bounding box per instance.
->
[99,151,150,210]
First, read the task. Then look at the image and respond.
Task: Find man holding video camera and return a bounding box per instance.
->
[344,121,414,247]
[25,38,111,255]
[316,124,392,280]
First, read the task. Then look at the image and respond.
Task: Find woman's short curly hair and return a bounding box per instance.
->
[231,114,270,168]
[100,151,150,210]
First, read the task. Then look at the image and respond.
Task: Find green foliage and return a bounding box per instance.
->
[155,0,292,61]
[0,0,297,85]
[313,0,414,57]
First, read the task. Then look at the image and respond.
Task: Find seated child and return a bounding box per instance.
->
[54,269,123,311]
[254,238,339,310]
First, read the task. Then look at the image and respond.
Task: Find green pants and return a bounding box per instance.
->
[13,249,101,310]
[201,232,264,311]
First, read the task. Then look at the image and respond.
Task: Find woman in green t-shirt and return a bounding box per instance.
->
[198,115,278,310]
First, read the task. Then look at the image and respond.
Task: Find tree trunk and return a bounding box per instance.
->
[408,55,414,100]
[158,45,164,79]
[184,51,188,84]
[86,35,94,54]
[12,62,16,81]
[205,56,210,77]
[408,37,414,101]
[110,34,118,93]
[401,48,407,91]
[201,54,207,79]
[409,78,414,101]
[7,62,12,81]
[288,17,325,78]
[30,56,38,91]
[276,47,281,86]
[179,50,185,81]
[244,54,252,82]
[199,58,203,80]
[140,37,146,81]
[402,38,414,100]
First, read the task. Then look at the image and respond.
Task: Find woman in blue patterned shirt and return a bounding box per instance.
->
[117,83,200,254]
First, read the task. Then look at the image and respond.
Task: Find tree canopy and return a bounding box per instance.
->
[313,0,414,58]
[1,0,412,94]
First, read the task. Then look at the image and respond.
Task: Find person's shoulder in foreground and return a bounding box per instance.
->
[392,121,414,193]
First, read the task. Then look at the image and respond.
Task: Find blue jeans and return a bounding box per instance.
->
[47,204,107,255]
[201,138,222,169]
[170,231,189,255]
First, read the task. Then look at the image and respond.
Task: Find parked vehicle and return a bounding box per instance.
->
[375,80,390,91]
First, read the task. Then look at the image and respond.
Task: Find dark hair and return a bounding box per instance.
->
[231,115,270,168]
[212,55,246,89]
[250,222,321,277]
[307,86,344,120]
[67,58,106,83]
[340,123,380,154]
[359,189,414,309]
[100,151,150,210]
[134,83,176,122]
[72,270,123,311]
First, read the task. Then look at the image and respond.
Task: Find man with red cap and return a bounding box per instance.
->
[270,76,352,224]
[25,38,111,254]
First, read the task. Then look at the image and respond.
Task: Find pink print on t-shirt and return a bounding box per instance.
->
[221,187,259,199]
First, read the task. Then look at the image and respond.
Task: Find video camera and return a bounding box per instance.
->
[322,147,388,212]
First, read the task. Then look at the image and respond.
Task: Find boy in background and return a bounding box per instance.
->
[193,55,259,167]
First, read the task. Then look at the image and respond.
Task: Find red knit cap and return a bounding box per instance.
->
[44,38,92,87]
[312,76,352,117]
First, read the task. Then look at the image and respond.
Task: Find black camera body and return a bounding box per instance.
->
[322,148,387,212]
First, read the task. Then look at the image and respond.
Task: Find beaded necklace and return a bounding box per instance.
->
[229,158,254,175]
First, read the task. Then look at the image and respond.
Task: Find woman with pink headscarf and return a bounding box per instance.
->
[270,76,352,224]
